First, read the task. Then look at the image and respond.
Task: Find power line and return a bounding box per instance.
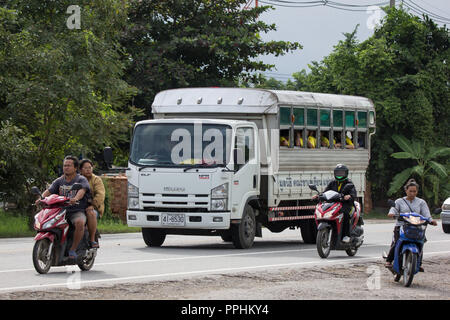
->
[258,1,390,10]
[257,0,450,23]
[403,0,450,23]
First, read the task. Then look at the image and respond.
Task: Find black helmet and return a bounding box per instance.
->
[334,164,349,181]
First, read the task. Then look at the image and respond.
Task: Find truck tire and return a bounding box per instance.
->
[231,205,256,249]
[142,228,166,247]
[300,220,317,244]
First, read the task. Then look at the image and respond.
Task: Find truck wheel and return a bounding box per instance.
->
[231,205,256,249]
[300,220,317,244]
[142,228,166,247]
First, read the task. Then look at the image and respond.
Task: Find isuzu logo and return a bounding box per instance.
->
[164,187,185,192]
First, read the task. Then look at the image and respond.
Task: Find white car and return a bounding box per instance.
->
[441,197,450,233]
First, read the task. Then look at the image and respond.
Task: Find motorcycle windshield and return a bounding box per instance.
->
[322,190,340,201]
[400,213,428,225]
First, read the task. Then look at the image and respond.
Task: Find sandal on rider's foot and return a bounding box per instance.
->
[90,241,100,249]
[385,262,393,268]
[419,267,424,272]
[68,250,77,262]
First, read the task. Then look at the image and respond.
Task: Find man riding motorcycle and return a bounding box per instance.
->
[313,164,356,243]
[35,155,91,262]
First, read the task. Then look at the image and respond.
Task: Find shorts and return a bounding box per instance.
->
[67,211,87,225]
[86,208,100,220]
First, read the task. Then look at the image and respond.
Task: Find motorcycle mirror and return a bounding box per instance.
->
[387,199,395,208]
[70,183,83,191]
[433,208,442,216]
[31,186,41,196]
[342,183,354,193]
[308,184,318,192]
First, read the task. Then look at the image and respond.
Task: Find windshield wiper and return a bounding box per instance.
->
[138,162,175,171]
[183,163,220,172]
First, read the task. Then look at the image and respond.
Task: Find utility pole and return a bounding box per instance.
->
[390,0,395,8]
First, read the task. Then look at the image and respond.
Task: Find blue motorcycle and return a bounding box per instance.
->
[384,202,432,287]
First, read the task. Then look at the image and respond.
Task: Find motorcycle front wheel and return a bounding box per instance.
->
[316,228,331,258]
[345,247,358,256]
[403,251,417,287]
[32,239,53,274]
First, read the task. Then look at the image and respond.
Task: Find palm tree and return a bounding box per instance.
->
[387,135,450,205]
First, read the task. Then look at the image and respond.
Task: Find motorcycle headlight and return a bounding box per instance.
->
[42,218,56,230]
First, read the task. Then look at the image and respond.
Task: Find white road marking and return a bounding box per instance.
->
[1,251,449,293]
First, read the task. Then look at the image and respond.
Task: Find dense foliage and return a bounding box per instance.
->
[0,0,300,212]
[259,8,449,206]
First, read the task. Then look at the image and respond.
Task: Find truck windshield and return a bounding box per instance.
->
[130,123,232,167]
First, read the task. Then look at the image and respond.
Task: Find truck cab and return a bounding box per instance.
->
[127,118,261,248]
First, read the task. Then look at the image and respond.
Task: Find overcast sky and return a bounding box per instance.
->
[253,0,450,81]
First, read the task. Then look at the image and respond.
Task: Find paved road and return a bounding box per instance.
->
[0,220,449,293]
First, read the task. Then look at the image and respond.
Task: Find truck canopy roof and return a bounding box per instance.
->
[152,88,374,115]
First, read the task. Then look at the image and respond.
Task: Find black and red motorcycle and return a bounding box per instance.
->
[309,184,364,258]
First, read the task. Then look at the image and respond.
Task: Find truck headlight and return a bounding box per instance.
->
[211,199,228,211]
[128,182,139,209]
[211,183,228,211]
[442,203,450,211]
[211,183,228,199]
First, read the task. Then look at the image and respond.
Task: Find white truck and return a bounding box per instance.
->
[126,88,376,248]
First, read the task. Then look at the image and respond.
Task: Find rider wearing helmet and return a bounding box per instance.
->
[314,164,357,243]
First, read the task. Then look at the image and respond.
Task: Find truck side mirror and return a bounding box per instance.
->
[104,147,113,169]
[31,186,41,197]
[387,199,395,208]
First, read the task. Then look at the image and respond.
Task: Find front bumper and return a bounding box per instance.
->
[127,210,231,229]
[441,210,450,225]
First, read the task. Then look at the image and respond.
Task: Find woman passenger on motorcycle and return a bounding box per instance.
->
[80,159,105,249]
[312,164,356,243]
[385,179,437,269]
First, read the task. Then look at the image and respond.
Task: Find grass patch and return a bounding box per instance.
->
[97,218,140,234]
[0,210,35,238]
[0,209,140,238]
[364,207,390,219]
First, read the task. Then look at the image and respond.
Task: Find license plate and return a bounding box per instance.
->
[161,213,185,226]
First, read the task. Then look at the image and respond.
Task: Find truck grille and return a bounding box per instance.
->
[141,193,210,211]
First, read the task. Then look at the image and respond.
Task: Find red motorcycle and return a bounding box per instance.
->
[31,184,97,274]
[309,184,364,258]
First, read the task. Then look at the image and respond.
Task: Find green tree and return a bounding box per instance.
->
[0,1,140,211]
[121,0,301,117]
[291,8,449,204]
[388,135,450,205]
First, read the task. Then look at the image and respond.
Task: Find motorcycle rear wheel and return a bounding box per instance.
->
[316,228,331,258]
[403,251,417,287]
[32,239,53,274]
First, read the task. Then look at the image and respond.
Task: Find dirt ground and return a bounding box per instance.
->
[1,255,449,300]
